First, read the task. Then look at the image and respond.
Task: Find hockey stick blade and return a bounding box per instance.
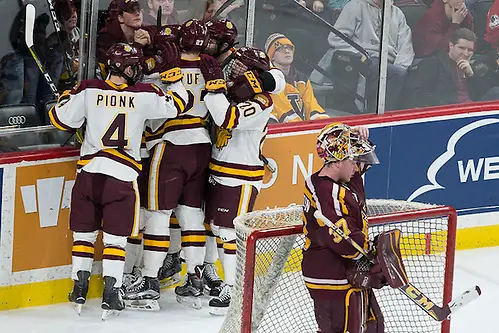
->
[313,210,481,321]
[25,4,36,48]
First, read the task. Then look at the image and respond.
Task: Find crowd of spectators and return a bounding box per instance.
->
[1,0,499,131]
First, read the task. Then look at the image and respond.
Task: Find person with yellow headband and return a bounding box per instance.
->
[265,33,329,123]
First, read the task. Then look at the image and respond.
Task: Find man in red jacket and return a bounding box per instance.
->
[484,0,499,50]
[96,0,154,75]
[413,0,473,58]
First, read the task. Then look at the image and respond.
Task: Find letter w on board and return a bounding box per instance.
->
[20,177,74,228]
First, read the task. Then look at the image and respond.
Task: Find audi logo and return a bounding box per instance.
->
[8,116,26,125]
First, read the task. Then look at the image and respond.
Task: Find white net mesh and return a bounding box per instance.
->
[219,199,455,333]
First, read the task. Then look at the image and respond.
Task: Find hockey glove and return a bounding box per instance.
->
[227,70,263,103]
[346,257,388,290]
[200,54,226,93]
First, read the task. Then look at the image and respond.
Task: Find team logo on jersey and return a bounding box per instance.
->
[490,14,499,29]
[226,21,233,29]
[215,126,232,150]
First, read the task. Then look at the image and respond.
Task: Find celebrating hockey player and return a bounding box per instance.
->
[301,123,409,333]
[124,19,212,310]
[48,42,187,319]
[200,47,274,315]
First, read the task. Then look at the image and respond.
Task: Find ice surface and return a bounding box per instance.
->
[0,247,496,333]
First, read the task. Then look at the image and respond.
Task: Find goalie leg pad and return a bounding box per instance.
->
[366,290,385,333]
[375,229,409,288]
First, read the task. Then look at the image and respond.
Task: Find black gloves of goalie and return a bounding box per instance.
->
[200,54,227,93]
[346,257,388,290]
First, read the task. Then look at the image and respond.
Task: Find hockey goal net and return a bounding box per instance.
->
[218,199,457,333]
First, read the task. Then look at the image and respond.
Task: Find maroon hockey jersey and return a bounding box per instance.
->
[302,168,369,299]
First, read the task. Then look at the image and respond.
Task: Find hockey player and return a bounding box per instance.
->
[124,19,211,310]
[200,47,274,315]
[49,42,187,319]
[302,123,407,333]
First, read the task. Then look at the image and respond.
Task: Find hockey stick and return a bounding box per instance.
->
[25,4,59,98]
[46,0,76,84]
[212,0,238,19]
[26,4,84,143]
[157,5,162,29]
[313,210,481,321]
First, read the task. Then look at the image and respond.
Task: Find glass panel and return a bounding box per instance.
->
[252,0,380,124]
[0,125,74,153]
[0,0,79,152]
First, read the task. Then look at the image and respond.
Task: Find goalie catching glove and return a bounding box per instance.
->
[347,229,409,290]
[200,54,227,93]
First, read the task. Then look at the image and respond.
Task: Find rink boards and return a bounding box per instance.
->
[0,102,499,310]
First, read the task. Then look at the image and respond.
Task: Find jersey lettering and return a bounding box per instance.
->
[101,113,129,148]
[96,94,135,109]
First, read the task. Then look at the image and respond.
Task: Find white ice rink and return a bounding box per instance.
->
[0,246,496,333]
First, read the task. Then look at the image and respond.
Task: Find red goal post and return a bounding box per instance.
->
[218,200,457,333]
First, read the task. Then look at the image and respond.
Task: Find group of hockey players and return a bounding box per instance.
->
[49,9,286,319]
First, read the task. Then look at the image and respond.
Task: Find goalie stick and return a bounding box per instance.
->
[313,210,481,322]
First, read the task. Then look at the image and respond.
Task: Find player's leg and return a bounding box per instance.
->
[208,182,258,315]
[68,170,101,314]
[100,176,141,318]
[365,290,384,333]
[125,142,183,308]
[174,143,211,309]
[158,212,182,288]
[203,221,222,295]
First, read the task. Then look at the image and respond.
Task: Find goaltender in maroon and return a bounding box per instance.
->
[302,123,409,333]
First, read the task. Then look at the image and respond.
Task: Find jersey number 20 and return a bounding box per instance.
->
[101,113,129,148]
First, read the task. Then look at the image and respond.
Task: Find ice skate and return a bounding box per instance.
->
[203,263,222,297]
[175,266,204,310]
[101,276,125,320]
[122,266,142,292]
[68,270,90,315]
[123,276,161,311]
[209,284,232,316]
[158,252,182,288]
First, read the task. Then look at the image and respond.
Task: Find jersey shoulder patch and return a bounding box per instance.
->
[252,92,273,109]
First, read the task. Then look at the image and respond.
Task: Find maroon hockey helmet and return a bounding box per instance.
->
[205,19,238,57]
[158,24,182,43]
[105,42,143,84]
[179,19,209,53]
[223,46,270,80]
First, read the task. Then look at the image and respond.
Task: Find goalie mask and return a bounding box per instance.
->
[205,19,238,58]
[222,46,270,81]
[105,43,143,85]
[316,123,379,165]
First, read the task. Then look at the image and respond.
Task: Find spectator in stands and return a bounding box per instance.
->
[467,44,499,101]
[265,33,329,122]
[188,0,218,22]
[413,0,473,58]
[46,0,80,92]
[484,0,499,51]
[402,28,497,108]
[305,0,325,12]
[318,0,414,111]
[96,0,154,75]
[142,0,180,26]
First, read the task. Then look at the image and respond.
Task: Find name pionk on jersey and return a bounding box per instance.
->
[96,93,136,110]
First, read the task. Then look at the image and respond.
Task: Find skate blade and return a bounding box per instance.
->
[124,299,160,311]
[159,273,182,289]
[101,309,121,321]
[73,303,83,315]
[176,295,202,310]
[209,306,229,316]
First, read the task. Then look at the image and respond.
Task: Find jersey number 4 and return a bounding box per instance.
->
[101,113,129,148]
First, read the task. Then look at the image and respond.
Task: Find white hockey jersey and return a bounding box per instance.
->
[49,79,187,182]
[204,91,273,191]
[144,57,211,149]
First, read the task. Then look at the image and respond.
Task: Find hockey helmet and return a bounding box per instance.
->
[158,24,182,43]
[179,19,209,53]
[316,123,379,165]
[222,46,270,81]
[205,19,238,57]
[105,43,143,85]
